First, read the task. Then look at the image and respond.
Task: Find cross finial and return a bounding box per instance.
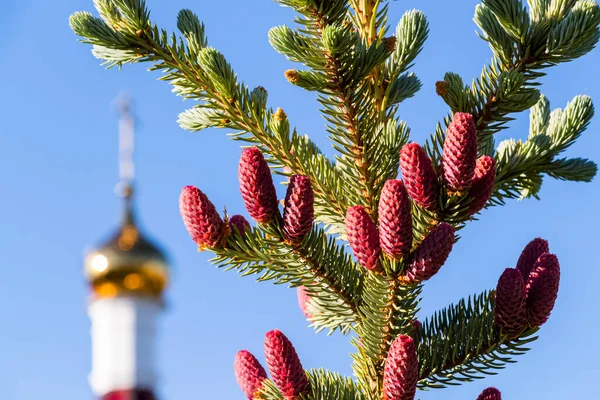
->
[116,93,135,188]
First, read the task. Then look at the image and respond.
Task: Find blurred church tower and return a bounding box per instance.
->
[83,97,169,400]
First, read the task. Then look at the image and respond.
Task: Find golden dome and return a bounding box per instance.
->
[84,188,169,299]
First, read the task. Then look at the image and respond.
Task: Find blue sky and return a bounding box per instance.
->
[0,0,599,399]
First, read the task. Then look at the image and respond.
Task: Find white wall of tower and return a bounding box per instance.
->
[88,295,161,396]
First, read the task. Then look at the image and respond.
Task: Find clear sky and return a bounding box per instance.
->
[0,0,599,399]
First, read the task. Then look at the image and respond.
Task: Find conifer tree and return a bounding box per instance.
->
[70,0,599,398]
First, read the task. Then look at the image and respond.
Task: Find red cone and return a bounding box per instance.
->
[516,238,549,280]
[410,320,423,339]
[283,175,314,244]
[442,112,478,191]
[494,268,527,336]
[179,186,224,248]
[400,143,439,210]
[345,205,381,271]
[403,223,455,283]
[297,286,311,319]
[526,253,560,327]
[229,214,250,235]
[234,350,267,399]
[378,180,413,259]
[477,387,502,400]
[383,334,418,400]
[468,155,497,215]
[239,147,278,223]
[264,330,310,399]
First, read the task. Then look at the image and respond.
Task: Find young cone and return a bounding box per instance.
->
[402,223,455,283]
[410,320,423,340]
[239,147,278,223]
[378,179,413,259]
[526,253,560,327]
[476,387,502,400]
[345,205,381,271]
[179,186,224,249]
[264,330,310,400]
[234,350,268,399]
[383,334,418,400]
[442,112,478,191]
[297,286,312,320]
[400,143,440,210]
[283,175,314,244]
[494,268,527,337]
[229,214,250,235]
[516,238,549,280]
[468,156,497,215]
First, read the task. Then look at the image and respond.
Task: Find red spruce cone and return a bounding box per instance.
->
[526,253,560,327]
[378,179,413,259]
[179,186,224,248]
[297,286,311,319]
[477,387,502,400]
[239,147,278,223]
[494,268,527,337]
[264,330,310,400]
[234,350,268,399]
[403,223,455,283]
[283,175,314,244]
[345,205,381,271]
[516,238,549,280]
[468,155,497,215]
[383,334,418,400]
[442,112,478,191]
[400,143,439,210]
[229,214,250,235]
[410,319,423,339]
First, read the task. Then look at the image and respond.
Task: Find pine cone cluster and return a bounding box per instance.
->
[229,214,250,235]
[378,179,413,259]
[234,330,310,400]
[239,147,279,223]
[296,286,312,320]
[383,334,418,400]
[526,252,561,327]
[264,330,310,399]
[398,112,497,215]
[442,112,478,192]
[283,175,314,244]
[494,268,527,336]
[477,387,502,400]
[494,238,560,334]
[468,155,497,214]
[400,142,439,211]
[516,238,549,279]
[402,223,455,283]
[179,185,225,249]
[234,350,268,399]
[346,205,381,271]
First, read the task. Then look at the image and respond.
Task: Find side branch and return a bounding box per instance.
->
[417,290,538,389]
[212,224,363,333]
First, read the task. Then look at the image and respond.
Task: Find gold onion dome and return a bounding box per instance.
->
[84,186,169,299]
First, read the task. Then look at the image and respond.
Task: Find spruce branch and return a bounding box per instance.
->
[70,3,352,233]
[417,290,539,389]
[212,223,363,334]
[307,370,366,400]
[432,0,599,155]
[492,94,596,203]
[352,274,421,398]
